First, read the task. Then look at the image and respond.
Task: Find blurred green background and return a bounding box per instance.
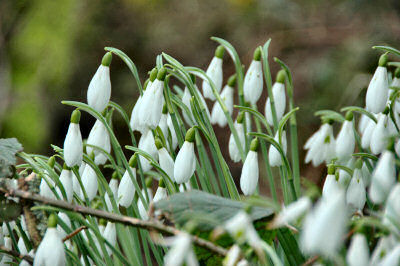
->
[1,0,400,184]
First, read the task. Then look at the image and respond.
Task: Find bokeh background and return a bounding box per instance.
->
[1,0,400,190]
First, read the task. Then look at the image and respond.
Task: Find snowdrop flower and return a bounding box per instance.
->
[0,237,12,265]
[304,121,335,166]
[269,130,287,167]
[18,237,28,255]
[240,138,259,196]
[265,70,286,125]
[365,54,389,114]
[174,128,196,184]
[358,113,370,133]
[130,69,157,133]
[272,197,312,228]
[138,129,158,172]
[167,114,178,150]
[63,109,83,167]
[300,188,348,258]
[228,112,246,162]
[244,48,263,104]
[211,74,235,127]
[39,156,56,199]
[86,119,111,165]
[335,112,355,159]
[370,111,389,155]
[164,232,198,266]
[378,245,400,266]
[361,116,377,149]
[337,157,355,187]
[159,105,169,138]
[153,179,167,203]
[138,67,167,130]
[391,68,400,113]
[322,166,341,199]
[56,212,71,239]
[81,161,98,201]
[138,181,153,220]
[182,75,211,125]
[370,235,396,265]
[155,137,175,182]
[223,245,241,266]
[103,222,116,256]
[346,234,369,266]
[105,172,119,211]
[202,45,224,100]
[73,162,84,196]
[346,163,366,213]
[118,155,137,208]
[20,250,35,266]
[34,214,66,266]
[383,183,400,235]
[224,210,262,249]
[369,149,396,204]
[179,182,192,192]
[57,165,73,202]
[87,52,112,113]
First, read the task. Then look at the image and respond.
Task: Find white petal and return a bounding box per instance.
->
[265,82,286,125]
[34,228,66,266]
[369,151,396,204]
[366,66,388,114]
[240,151,259,195]
[81,164,98,201]
[105,178,118,211]
[87,65,111,113]
[244,60,263,104]
[118,168,136,208]
[158,148,175,182]
[346,234,369,266]
[174,142,196,184]
[63,123,83,167]
[335,120,355,159]
[202,57,223,100]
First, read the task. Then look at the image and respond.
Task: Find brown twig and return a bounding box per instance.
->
[0,245,33,264]
[0,187,228,257]
[302,255,319,266]
[63,226,87,242]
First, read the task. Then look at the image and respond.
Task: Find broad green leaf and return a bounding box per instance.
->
[155,190,274,230]
[0,138,23,178]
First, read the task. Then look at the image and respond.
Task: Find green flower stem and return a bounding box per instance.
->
[274,58,301,196]
[252,104,278,202]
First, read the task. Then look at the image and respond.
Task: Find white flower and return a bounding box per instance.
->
[365,58,389,114]
[304,123,335,166]
[18,237,28,255]
[265,81,286,125]
[244,51,263,104]
[322,173,340,199]
[63,110,83,167]
[182,85,210,126]
[164,233,198,266]
[378,245,400,266]
[346,234,369,266]
[138,129,158,172]
[369,150,396,204]
[130,95,145,132]
[240,150,259,196]
[228,119,246,163]
[57,168,73,202]
[105,177,118,211]
[118,167,136,208]
[370,113,389,155]
[87,53,112,113]
[34,219,66,266]
[138,188,152,220]
[300,188,347,258]
[158,147,175,182]
[0,237,12,265]
[56,212,71,239]
[73,163,84,196]
[138,71,165,130]
[153,186,167,203]
[240,138,259,196]
[211,83,234,127]
[87,119,111,165]
[224,211,262,249]
[81,163,98,201]
[174,129,196,184]
[358,113,370,133]
[383,183,400,235]
[202,48,224,100]
[40,173,55,199]
[361,116,377,149]
[223,245,241,266]
[269,130,287,167]
[159,112,169,139]
[346,174,366,212]
[335,119,355,159]
[103,222,116,256]
[179,182,192,192]
[272,197,312,227]
[167,114,178,150]
[370,235,396,265]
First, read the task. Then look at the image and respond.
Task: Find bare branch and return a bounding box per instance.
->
[0,245,33,265]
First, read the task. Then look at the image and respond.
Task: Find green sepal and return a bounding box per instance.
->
[70,109,81,124]
[185,127,196,143]
[227,74,237,87]
[128,154,138,168]
[253,47,261,61]
[101,52,113,67]
[250,138,259,152]
[157,67,167,81]
[276,70,286,84]
[215,45,225,59]
[48,213,58,228]
[378,53,388,67]
[149,68,158,82]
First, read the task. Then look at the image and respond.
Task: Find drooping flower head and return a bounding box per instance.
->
[118,154,138,208]
[174,127,196,184]
[155,137,175,182]
[365,53,389,114]
[87,52,112,113]
[265,70,286,125]
[244,48,263,104]
[202,45,224,100]
[240,137,259,196]
[335,111,355,160]
[63,109,83,167]
[229,112,246,162]
[211,74,236,127]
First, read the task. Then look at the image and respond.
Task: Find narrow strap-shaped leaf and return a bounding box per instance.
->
[341,106,377,123]
[373,45,400,58]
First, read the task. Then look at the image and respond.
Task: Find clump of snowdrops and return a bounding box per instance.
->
[1,38,400,266]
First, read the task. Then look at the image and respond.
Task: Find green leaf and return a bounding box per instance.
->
[0,138,23,178]
[154,190,274,230]
[373,45,400,58]
[341,106,377,123]
[0,195,22,223]
[314,110,345,123]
